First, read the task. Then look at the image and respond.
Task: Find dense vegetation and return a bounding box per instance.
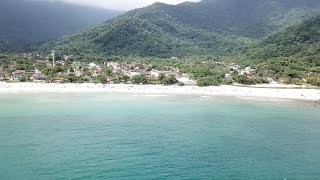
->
[0,54,265,86]
[0,0,120,52]
[160,0,320,38]
[38,0,320,58]
[235,16,320,85]
[38,6,249,58]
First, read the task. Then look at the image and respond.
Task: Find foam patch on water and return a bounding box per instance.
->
[201,96,210,98]
[237,96,293,102]
[142,94,169,97]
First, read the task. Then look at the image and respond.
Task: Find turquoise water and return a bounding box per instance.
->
[0,93,320,179]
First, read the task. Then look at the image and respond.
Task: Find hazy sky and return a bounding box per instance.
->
[49,0,200,11]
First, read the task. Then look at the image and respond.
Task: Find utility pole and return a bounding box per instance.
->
[51,50,55,68]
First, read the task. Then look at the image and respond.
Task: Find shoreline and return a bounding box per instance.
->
[1,82,320,101]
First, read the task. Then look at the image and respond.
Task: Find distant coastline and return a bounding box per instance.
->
[0,82,320,101]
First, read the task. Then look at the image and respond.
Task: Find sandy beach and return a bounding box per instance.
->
[1,82,320,101]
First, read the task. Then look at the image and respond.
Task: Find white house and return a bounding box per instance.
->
[74,70,83,77]
[129,71,141,77]
[267,77,277,84]
[150,70,169,78]
[177,77,196,85]
[10,70,25,81]
[88,63,97,68]
[225,74,231,79]
[107,62,120,70]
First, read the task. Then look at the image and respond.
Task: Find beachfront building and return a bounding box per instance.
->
[167,71,181,78]
[176,73,196,85]
[107,61,121,72]
[240,67,256,77]
[32,73,47,81]
[10,70,25,81]
[54,77,64,83]
[229,64,241,73]
[88,63,97,68]
[177,78,196,85]
[30,70,47,81]
[91,68,100,77]
[128,71,142,77]
[150,70,170,78]
[150,70,161,78]
[74,70,83,77]
[267,77,278,84]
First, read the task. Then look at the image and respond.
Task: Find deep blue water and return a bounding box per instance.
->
[0,93,320,179]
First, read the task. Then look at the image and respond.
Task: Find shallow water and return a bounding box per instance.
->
[0,93,320,179]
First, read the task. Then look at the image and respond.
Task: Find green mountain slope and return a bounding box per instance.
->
[38,0,320,58]
[236,16,320,83]
[163,0,320,38]
[250,15,320,60]
[40,3,250,58]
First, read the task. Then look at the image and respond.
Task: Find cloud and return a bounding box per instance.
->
[51,0,200,11]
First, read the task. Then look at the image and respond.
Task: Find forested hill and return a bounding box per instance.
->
[252,15,320,60]
[0,0,121,52]
[237,16,320,82]
[170,0,320,38]
[38,0,320,58]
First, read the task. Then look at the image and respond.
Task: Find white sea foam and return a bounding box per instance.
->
[142,94,168,97]
[237,96,293,102]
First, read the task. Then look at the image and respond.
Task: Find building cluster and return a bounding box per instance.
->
[224,63,257,79]
[105,61,196,85]
[0,53,196,85]
[0,52,272,85]
[0,69,47,82]
[7,69,47,82]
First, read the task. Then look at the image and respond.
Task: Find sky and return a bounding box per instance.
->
[46,0,200,11]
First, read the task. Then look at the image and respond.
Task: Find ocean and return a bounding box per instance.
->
[0,93,320,179]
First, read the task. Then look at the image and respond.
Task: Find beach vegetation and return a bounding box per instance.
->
[19,76,27,82]
[197,77,221,87]
[67,74,78,83]
[93,76,107,84]
[132,75,149,85]
[162,75,178,85]
[307,75,320,87]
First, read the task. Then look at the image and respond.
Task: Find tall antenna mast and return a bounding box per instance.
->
[52,50,55,68]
